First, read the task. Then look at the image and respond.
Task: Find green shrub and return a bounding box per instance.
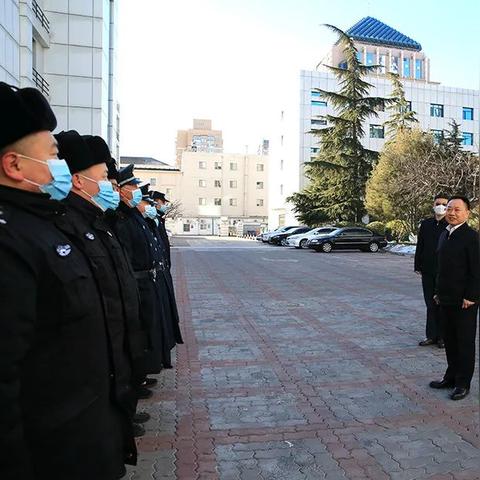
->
[385,219,409,242]
[366,221,386,235]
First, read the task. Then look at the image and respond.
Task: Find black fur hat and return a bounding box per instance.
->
[55,130,94,174]
[0,82,57,149]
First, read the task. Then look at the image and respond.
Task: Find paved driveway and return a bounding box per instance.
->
[127,238,479,480]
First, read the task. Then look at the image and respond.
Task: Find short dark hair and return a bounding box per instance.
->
[448,195,470,210]
[434,194,449,201]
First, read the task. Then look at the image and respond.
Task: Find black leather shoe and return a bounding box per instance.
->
[419,338,435,346]
[451,387,469,400]
[437,339,445,349]
[133,411,151,423]
[136,386,153,399]
[429,379,455,389]
[133,422,145,437]
[142,377,158,387]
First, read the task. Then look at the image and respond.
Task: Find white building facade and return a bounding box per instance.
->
[0,0,120,158]
[268,17,480,227]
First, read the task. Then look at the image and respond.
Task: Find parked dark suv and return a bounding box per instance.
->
[307,227,387,253]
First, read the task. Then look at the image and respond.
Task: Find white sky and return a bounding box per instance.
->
[118,0,480,164]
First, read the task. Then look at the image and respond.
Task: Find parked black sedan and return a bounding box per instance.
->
[269,226,312,245]
[307,227,387,253]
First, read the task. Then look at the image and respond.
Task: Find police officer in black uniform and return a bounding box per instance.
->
[55,131,151,435]
[149,190,182,345]
[114,166,170,398]
[0,83,134,479]
[150,190,172,266]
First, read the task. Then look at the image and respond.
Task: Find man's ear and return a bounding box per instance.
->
[1,152,24,182]
[71,172,84,190]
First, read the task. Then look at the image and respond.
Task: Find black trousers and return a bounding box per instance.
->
[441,304,478,389]
[421,273,444,341]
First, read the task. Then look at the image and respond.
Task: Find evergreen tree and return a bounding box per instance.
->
[440,119,463,154]
[294,24,388,222]
[383,73,418,137]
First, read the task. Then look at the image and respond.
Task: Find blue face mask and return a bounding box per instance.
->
[80,175,117,212]
[110,190,120,210]
[21,156,72,201]
[143,205,157,219]
[159,204,170,214]
[128,188,142,208]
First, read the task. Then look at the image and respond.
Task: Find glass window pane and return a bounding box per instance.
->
[390,56,399,74]
[369,125,384,139]
[366,52,375,65]
[463,107,474,121]
[403,58,411,78]
[462,132,473,146]
[415,59,423,79]
[430,104,444,118]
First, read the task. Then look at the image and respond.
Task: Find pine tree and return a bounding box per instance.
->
[383,73,418,137]
[297,24,388,222]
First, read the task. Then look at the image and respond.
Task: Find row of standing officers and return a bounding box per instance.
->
[0,83,182,479]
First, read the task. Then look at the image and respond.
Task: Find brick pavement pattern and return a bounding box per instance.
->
[127,237,479,480]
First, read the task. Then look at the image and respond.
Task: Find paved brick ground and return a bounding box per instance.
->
[127,238,479,480]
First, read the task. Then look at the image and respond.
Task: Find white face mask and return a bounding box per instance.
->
[433,205,447,215]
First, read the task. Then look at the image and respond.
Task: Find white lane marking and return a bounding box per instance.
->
[261,257,299,263]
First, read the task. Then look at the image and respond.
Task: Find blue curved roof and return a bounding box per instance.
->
[346,17,422,51]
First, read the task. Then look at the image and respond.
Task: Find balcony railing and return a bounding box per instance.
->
[32,0,50,33]
[33,68,49,96]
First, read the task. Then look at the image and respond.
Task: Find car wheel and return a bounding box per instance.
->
[299,239,308,249]
[368,241,380,253]
[321,242,333,253]
[281,239,287,246]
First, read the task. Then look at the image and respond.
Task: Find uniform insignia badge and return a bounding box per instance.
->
[56,244,72,257]
[107,231,113,237]
[85,232,95,240]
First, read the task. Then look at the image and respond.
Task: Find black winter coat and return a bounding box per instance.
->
[435,223,480,306]
[0,186,131,480]
[114,203,173,371]
[414,217,447,275]
[61,193,147,414]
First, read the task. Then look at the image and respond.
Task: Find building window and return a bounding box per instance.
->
[230,162,237,171]
[256,163,264,172]
[369,125,385,139]
[430,104,444,118]
[229,198,237,206]
[311,118,327,126]
[214,180,221,188]
[366,52,375,65]
[463,107,474,121]
[400,101,412,113]
[257,199,264,207]
[463,132,474,146]
[280,184,284,195]
[356,51,363,63]
[403,57,411,78]
[415,59,423,79]
[310,147,320,154]
[200,222,208,230]
[390,56,399,74]
[311,100,327,107]
[379,54,387,74]
[198,198,206,205]
[199,161,207,169]
[338,60,347,69]
[166,188,172,196]
[214,161,222,170]
[431,129,443,143]
[199,179,206,187]
[311,90,321,98]
[150,178,157,186]
[256,181,264,189]
[183,224,191,232]
[229,180,237,188]
[214,198,222,206]
[280,159,284,170]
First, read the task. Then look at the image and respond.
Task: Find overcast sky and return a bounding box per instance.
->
[118,0,480,163]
